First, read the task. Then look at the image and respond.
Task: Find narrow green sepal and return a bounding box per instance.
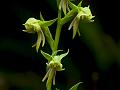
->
[59,49,69,58]
[57,49,69,62]
[77,0,83,7]
[36,31,42,53]
[41,50,52,61]
[40,12,44,21]
[68,1,78,10]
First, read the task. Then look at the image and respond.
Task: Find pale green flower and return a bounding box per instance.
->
[23,18,41,33]
[68,1,95,38]
[41,49,69,86]
[23,17,57,52]
[23,18,45,52]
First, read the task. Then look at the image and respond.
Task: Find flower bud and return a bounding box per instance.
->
[23,18,41,33]
[78,6,95,22]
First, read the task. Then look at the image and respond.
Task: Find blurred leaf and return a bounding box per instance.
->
[69,82,82,90]
[56,88,60,90]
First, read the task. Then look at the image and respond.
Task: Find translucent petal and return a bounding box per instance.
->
[77,29,81,37]
[73,19,79,39]
[62,0,67,15]
[36,31,42,52]
[42,68,51,82]
[53,71,56,85]
[68,16,77,30]
[40,30,45,47]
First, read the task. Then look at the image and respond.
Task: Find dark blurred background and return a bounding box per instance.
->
[0,0,120,90]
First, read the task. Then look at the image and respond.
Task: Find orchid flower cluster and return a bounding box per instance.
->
[22,0,94,90]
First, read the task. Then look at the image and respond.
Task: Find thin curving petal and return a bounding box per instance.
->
[42,68,51,82]
[73,18,79,39]
[62,0,67,15]
[68,16,77,30]
[77,29,81,37]
[53,71,56,85]
[40,30,45,47]
[36,31,42,52]
[40,12,44,21]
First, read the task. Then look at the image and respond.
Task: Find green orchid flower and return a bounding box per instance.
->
[23,17,57,52]
[68,1,95,38]
[41,49,69,87]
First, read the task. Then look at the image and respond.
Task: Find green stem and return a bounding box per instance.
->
[53,8,62,51]
[54,24,62,51]
[45,7,62,90]
[53,10,78,51]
